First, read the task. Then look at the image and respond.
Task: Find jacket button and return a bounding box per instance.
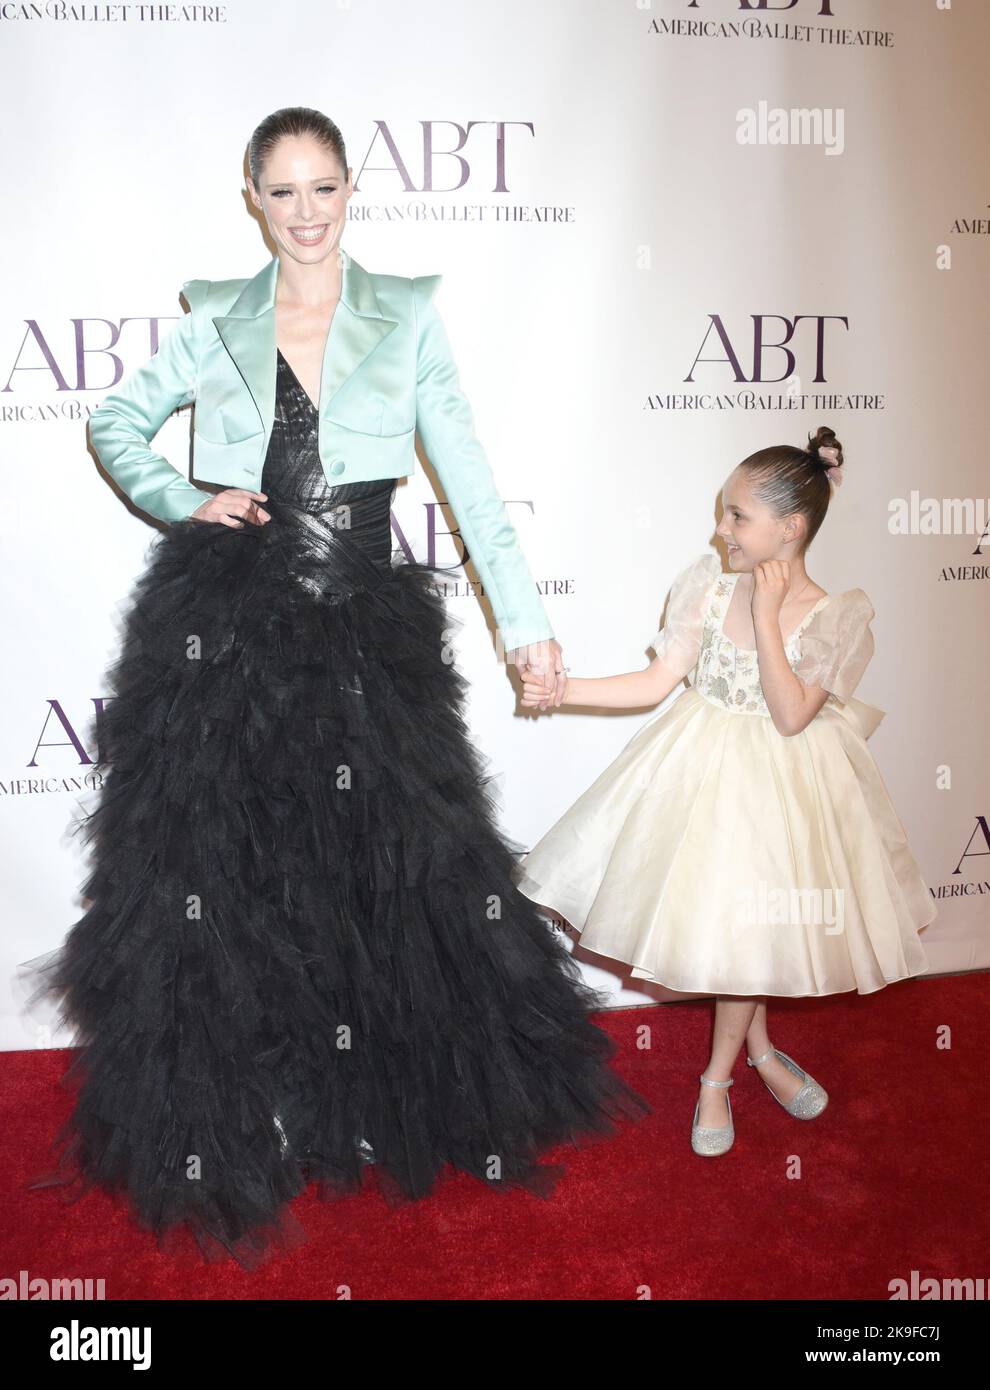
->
[330,461,345,476]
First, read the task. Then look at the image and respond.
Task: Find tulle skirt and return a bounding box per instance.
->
[514,685,935,997]
[21,497,650,1269]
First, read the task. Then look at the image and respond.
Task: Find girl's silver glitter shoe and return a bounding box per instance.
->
[691,1074,735,1156]
[746,1047,828,1119]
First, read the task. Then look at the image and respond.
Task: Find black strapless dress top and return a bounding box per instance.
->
[261,347,397,577]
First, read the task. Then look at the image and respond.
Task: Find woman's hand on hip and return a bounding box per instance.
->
[190,489,271,527]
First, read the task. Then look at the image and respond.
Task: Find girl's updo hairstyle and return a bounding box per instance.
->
[247,106,348,188]
[736,425,844,552]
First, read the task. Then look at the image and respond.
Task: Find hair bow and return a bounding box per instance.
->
[817,443,843,487]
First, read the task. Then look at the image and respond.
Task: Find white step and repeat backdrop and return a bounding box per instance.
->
[3,0,987,1049]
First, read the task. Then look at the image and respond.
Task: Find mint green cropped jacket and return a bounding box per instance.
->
[87,247,554,652]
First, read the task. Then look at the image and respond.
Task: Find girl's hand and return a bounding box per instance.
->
[751,559,789,627]
[522,669,567,709]
[509,639,566,708]
[190,489,271,528]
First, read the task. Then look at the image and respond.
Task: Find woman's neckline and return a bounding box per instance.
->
[276,347,320,416]
[718,571,831,652]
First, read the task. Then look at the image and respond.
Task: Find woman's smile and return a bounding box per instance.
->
[288,223,330,245]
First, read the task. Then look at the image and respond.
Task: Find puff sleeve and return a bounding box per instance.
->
[648,552,722,683]
[792,589,875,702]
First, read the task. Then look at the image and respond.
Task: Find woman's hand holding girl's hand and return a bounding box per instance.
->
[509,639,566,708]
[751,558,789,627]
[522,668,567,709]
[190,489,271,528]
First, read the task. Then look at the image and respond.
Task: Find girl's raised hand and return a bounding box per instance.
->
[751,558,789,626]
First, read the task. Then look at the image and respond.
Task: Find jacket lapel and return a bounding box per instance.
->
[211,246,398,435]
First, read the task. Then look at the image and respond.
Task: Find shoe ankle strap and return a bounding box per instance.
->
[747,1048,776,1067]
[699,1074,734,1088]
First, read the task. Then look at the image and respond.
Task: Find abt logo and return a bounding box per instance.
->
[684,1,838,13]
[355,120,534,192]
[685,314,848,383]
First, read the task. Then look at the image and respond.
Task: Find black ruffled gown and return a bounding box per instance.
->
[24,349,651,1269]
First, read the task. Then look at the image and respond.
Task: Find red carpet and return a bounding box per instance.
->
[2,971,985,1300]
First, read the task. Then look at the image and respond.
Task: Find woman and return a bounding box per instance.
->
[25,107,650,1269]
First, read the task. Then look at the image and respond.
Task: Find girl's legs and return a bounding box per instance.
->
[697,996,758,1126]
[744,999,805,1105]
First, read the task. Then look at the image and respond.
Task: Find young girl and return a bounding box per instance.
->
[514,426,936,1157]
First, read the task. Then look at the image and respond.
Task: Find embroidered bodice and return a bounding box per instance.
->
[693,573,832,716]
